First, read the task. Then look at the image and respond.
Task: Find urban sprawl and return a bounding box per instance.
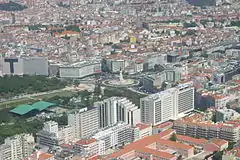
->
[0,0,240,160]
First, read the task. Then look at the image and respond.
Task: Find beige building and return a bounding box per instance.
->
[135,123,152,139]
[58,125,74,144]
[68,107,99,139]
[0,144,11,160]
[0,134,35,160]
[174,120,240,142]
[74,138,105,158]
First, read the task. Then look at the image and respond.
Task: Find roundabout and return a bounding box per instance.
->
[103,70,139,88]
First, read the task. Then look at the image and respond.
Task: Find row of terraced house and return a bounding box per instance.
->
[173,115,240,142]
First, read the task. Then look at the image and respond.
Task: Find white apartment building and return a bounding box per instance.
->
[21,134,35,158]
[0,134,35,160]
[94,97,140,128]
[68,107,99,139]
[37,121,60,147]
[146,53,167,70]
[74,138,105,157]
[174,120,240,142]
[140,88,175,125]
[134,123,152,140]
[0,144,11,160]
[94,97,120,128]
[117,98,141,126]
[127,106,141,126]
[134,59,144,73]
[42,121,59,138]
[175,82,195,117]
[213,95,229,109]
[59,60,101,78]
[216,108,240,122]
[140,82,194,125]
[105,59,126,73]
[142,72,166,91]
[58,125,74,144]
[92,122,132,150]
[6,136,23,160]
[37,121,74,147]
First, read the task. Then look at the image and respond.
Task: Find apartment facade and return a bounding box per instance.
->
[37,121,60,147]
[37,121,74,147]
[140,82,194,125]
[0,134,35,160]
[174,120,240,142]
[68,107,99,139]
[94,97,140,128]
[92,122,132,150]
[59,60,101,78]
[58,125,74,144]
[175,82,195,117]
[140,88,175,125]
[142,72,166,91]
[74,138,105,157]
[0,144,11,160]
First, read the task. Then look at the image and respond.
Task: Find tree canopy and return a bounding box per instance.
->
[0,1,27,11]
[65,25,80,32]
[0,75,67,98]
[186,0,216,6]
[0,119,43,143]
[170,133,177,141]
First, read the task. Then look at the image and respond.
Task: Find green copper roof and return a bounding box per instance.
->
[32,101,55,111]
[10,104,33,115]
[10,101,55,115]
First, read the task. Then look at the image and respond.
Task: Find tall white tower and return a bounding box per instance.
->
[140,82,194,125]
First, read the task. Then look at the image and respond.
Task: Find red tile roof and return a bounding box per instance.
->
[105,129,191,160]
[136,123,151,130]
[61,143,73,149]
[177,134,208,145]
[75,138,97,145]
[154,122,173,129]
[204,143,220,153]
[136,147,175,159]
[39,153,54,160]
[88,155,102,160]
[211,139,228,147]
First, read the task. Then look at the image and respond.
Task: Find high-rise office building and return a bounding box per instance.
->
[68,107,99,139]
[94,97,140,128]
[22,57,49,76]
[140,82,194,125]
[94,97,120,128]
[140,88,176,125]
[117,98,141,126]
[175,82,195,117]
[0,57,49,76]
